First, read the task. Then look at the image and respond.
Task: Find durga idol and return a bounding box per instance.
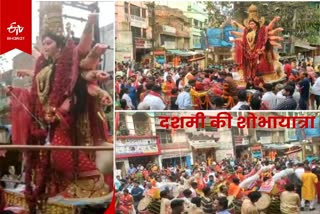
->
[5,2,113,213]
[230,4,286,86]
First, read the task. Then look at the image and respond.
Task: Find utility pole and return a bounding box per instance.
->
[147,1,156,65]
[290,8,297,54]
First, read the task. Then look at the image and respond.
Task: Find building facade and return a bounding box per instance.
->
[116,112,236,176]
[115,1,151,62]
[157,1,207,50]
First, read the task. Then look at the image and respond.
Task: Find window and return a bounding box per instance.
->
[193,37,201,46]
[133,113,152,135]
[256,130,271,139]
[160,34,176,46]
[130,4,140,17]
[142,8,146,18]
[233,127,244,136]
[131,26,142,38]
[118,114,129,136]
[142,29,147,38]
[157,130,172,144]
[188,18,192,25]
[124,2,129,14]
[197,125,218,132]
[194,19,199,27]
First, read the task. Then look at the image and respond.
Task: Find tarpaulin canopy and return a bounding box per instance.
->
[263,142,301,150]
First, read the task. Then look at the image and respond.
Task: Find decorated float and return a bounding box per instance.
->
[230,4,287,88]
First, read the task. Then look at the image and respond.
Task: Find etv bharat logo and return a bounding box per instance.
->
[7,22,24,35]
[6,22,25,41]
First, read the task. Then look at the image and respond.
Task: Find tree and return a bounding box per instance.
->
[204,1,232,27]
[205,1,320,44]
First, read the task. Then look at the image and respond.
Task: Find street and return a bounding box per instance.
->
[301,203,320,214]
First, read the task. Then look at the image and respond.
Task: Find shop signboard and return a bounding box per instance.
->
[116,136,160,158]
[162,25,176,34]
[155,55,165,64]
[129,14,147,28]
[164,41,176,50]
[251,145,262,159]
[135,38,152,49]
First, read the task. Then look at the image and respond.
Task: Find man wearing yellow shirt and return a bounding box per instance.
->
[184,68,197,86]
[189,79,208,110]
[300,166,318,211]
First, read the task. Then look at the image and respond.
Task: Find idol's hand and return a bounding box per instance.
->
[88,13,98,25]
[44,110,57,124]
[16,69,34,77]
[274,16,280,22]
[4,86,13,94]
[100,90,113,106]
[60,98,72,112]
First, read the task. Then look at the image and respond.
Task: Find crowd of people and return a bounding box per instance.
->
[115,60,320,111]
[115,158,320,214]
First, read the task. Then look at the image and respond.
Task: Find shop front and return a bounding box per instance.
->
[115,135,161,176]
[166,50,192,67]
[302,137,320,161]
[190,140,219,165]
[134,37,151,62]
[154,50,166,65]
[250,144,263,160]
[160,151,192,168]
[285,146,303,162]
[234,135,250,160]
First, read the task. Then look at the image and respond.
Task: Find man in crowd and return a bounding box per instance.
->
[300,166,318,211]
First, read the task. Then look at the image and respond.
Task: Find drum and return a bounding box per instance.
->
[137,197,152,212]
[255,193,271,211]
[227,196,242,214]
[227,196,235,207]
[266,196,281,214]
[233,199,242,214]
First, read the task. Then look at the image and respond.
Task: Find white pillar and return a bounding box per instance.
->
[158,155,163,169]
[190,152,194,166]
[124,158,130,173]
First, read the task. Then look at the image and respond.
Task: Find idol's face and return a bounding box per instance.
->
[42,36,59,58]
[249,21,257,30]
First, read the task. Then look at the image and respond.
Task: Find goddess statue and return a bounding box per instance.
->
[5,2,113,212]
[230,4,286,86]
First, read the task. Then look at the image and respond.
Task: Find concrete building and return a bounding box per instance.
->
[156,1,208,50]
[155,112,193,168]
[152,5,191,65]
[115,1,151,62]
[115,112,159,177]
[116,112,236,176]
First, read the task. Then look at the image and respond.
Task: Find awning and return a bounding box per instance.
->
[285,148,302,155]
[295,43,317,50]
[263,142,301,150]
[167,50,192,57]
[191,143,219,149]
[188,56,205,62]
[161,152,190,159]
